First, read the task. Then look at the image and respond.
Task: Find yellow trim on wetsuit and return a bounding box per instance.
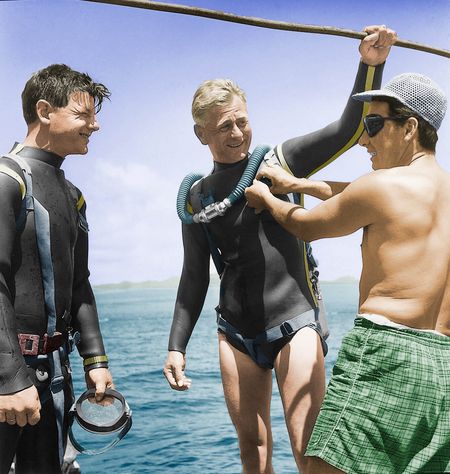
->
[275,143,291,174]
[83,355,109,367]
[303,242,318,306]
[274,65,377,307]
[276,65,376,178]
[0,165,26,199]
[272,164,319,305]
[298,192,319,306]
[10,143,25,155]
[76,194,85,211]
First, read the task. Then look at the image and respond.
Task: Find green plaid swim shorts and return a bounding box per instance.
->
[305,317,450,474]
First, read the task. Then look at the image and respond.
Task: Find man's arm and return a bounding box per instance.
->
[0,172,41,426]
[256,164,349,200]
[71,195,113,401]
[163,222,210,391]
[276,25,395,179]
[245,174,379,242]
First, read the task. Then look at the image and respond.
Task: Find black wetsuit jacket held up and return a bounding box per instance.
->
[169,61,384,353]
[0,145,106,395]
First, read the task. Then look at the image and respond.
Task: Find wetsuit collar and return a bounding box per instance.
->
[213,155,248,173]
[11,143,65,169]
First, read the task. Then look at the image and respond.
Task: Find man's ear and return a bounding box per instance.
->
[404,116,419,141]
[194,124,208,145]
[35,100,53,125]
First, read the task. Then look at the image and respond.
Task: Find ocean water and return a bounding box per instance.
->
[71,282,359,473]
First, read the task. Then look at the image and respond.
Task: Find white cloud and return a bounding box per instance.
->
[81,161,183,284]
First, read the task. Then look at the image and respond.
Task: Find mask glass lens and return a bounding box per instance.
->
[79,393,124,430]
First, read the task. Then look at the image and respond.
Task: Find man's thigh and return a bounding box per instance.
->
[15,397,61,474]
[0,422,20,474]
[218,332,273,435]
[274,327,325,446]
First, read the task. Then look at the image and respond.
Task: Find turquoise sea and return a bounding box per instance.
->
[71,282,359,473]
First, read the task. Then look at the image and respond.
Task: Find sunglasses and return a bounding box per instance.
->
[363,114,409,137]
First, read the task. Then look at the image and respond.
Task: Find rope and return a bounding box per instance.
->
[82,0,450,59]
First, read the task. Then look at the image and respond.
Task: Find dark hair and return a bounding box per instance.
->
[21,64,111,124]
[373,97,438,151]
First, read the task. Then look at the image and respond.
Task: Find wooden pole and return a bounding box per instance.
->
[82,0,450,59]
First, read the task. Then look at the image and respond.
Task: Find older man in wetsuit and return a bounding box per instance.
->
[163,26,396,473]
[0,64,113,474]
[245,73,449,473]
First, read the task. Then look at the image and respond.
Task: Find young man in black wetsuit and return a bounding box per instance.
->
[0,65,113,474]
[163,26,397,473]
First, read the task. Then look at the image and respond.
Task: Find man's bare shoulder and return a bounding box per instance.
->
[343,169,400,202]
[337,168,422,225]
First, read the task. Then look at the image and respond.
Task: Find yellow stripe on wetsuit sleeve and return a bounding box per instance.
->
[0,165,26,199]
[76,194,85,211]
[275,66,376,307]
[276,65,376,178]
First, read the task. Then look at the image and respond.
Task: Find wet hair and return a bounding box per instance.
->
[21,64,111,124]
[374,97,438,152]
[192,79,246,126]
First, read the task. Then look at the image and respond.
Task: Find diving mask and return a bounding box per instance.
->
[68,388,132,455]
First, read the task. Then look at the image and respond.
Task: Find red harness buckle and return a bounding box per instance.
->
[18,334,40,355]
[18,332,64,356]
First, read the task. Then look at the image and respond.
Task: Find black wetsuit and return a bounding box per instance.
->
[0,145,107,474]
[168,61,384,367]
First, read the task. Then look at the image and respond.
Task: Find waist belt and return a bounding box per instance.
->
[18,332,65,356]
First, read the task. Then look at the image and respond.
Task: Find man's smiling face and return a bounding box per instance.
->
[195,95,252,164]
[47,91,100,157]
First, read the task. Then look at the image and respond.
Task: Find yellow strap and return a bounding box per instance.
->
[83,355,109,367]
[0,165,26,199]
[76,194,85,211]
[10,143,25,155]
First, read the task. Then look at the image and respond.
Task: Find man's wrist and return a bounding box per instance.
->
[292,177,306,193]
[83,355,109,372]
[360,58,386,67]
[264,192,278,212]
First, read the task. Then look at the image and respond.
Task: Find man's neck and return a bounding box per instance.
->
[408,150,435,166]
[23,127,66,159]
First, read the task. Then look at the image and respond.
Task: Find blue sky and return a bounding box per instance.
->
[0,0,449,284]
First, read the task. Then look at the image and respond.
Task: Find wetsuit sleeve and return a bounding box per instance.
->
[0,171,33,394]
[276,61,385,178]
[70,194,107,364]
[168,222,211,353]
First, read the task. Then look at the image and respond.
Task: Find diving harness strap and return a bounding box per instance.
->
[4,152,67,466]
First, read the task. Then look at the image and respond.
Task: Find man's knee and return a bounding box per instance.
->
[239,441,272,474]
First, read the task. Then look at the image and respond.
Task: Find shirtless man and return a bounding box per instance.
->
[245,72,449,474]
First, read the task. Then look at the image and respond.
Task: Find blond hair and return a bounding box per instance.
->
[192,79,246,126]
